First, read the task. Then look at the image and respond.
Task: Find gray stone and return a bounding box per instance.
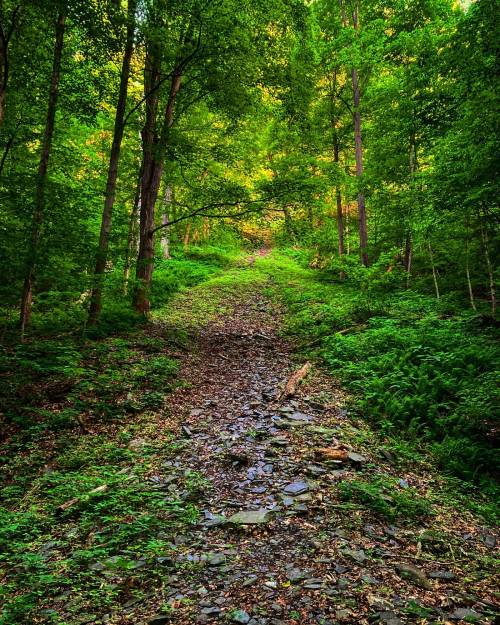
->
[449,608,482,621]
[342,548,367,564]
[287,568,306,582]
[347,451,367,465]
[288,411,311,422]
[200,607,221,616]
[428,570,455,580]
[376,611,403,625]
[229,509,272,525]
[148,617,170,625]
[208,553,226,566]
[283,482,308,495]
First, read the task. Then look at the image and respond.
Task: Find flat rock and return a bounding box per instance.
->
[148,617,171,625]
[229,509,272,525]
[342,548,367,564]
[428,570,455,580]
[374,611,403,625]
[287,567,307,582]
[208,553,226,566]
[288,411,311,422]
[347,451,367,464]
[449,608,482,620]
[283,481,308,495]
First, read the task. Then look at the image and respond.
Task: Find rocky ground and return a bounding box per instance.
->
[138,268,499,625]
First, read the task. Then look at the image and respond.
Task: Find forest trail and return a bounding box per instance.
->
[143,259,498,625]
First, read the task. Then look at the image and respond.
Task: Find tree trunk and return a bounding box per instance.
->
[339,0,368,266]
[123,174,141,294]
[404,133,417,286]
[465,222,477,312]
[351,66,368,266]
[0,4,17,128]
[160,183,172,259]
[478,211,496,316]
[333,135,345,279]
[428,241,440,301]
[88,0,136,324]
[19,12,65,334]
[183,222,191,247]
[133,67,182,314]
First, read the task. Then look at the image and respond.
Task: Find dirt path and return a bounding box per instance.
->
[146,268,498,625]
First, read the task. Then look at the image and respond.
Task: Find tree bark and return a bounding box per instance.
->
[351,69,368,266]
[333,135,345,279]
[427,241,440,301]
[404,133,417,286]
[478,210,496,316]
[19,12,65,334]
[465,221,476,312]
[133,65,182,314]
[123,172,141,294]
[160,183,172,259]
[339,0,368,266]
[88,0,136,324]
[0,4,20,128]
[183,221,191,248]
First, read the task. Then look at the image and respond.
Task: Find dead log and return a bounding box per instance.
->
[279,362,311,399]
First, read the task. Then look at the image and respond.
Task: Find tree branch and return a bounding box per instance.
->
[122,20,203,129]
[150,195,281,234]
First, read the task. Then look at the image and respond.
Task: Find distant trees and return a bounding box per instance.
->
[0,0,497,333]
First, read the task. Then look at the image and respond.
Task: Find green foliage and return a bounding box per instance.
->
[0,427,200,624]
[339,475,433,521]
[262,250,500,490]
[324,314,499,480]
[0,331,179,428]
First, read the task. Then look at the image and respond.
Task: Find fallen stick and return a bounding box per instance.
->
[56,484,108,514]
[279,362,311,399]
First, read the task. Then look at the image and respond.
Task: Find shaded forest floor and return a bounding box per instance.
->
[1,252,498,625]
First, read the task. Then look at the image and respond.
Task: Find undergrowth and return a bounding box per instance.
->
[255,249,499,520]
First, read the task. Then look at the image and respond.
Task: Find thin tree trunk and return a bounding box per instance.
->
[404,133,417,286]
[465,221,477,311]
[478,211,496,316]
[345,202,350,255]
[0,126,15,178]
[404,233,412,286]
[0,4,20,128]
[88,0,136,324]
[428,241,440,301]
[160,183,172,259]
[333,135,345,279]
[183,222,191,247]
[19,12,65,334]
[351,65,368,266]
[123,174,141,294]
[133,64,182,314]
